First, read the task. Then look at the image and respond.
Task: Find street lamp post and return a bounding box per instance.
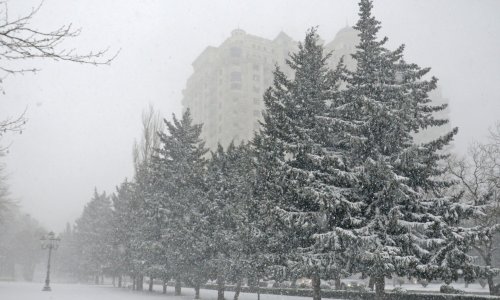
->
[40,231,60,291]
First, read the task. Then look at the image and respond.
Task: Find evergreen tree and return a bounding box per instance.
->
[132,105,166,290]
[74,188,113,283]
[205,144,237,300]
[254,28,356,300]
[152,109,209,296]
[109,180,144,288]
[341,0,479,296]
[205,142,260,300]
[54,223,80,281]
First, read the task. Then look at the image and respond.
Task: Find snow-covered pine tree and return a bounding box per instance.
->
[205,142,260,300]
[110,180,143,288]
[132,106,167,291]
[342,0,479,297]
[205,143,238,300]
[74,188,113,284]
[152,109,209,297]
[228,143,264,300]
[253,28,357,300]
[54,223,80,281]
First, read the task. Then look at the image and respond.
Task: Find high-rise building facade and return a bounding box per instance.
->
[181,29,296,150]
[182,27,450,150]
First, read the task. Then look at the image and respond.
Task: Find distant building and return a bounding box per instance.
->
[182,27,450,150]
[324,26,360,71]
[181,29,296,150]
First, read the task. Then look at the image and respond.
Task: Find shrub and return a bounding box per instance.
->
[392,287,407,294]
[418,279,429,288]
[440,284,465,294]
[479,279,487,288]
[298,283,309,289]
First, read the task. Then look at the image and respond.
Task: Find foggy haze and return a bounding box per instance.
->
[1,0,499,231]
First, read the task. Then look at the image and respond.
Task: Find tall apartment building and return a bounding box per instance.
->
[182,27,450,150]
[181,29,296,150]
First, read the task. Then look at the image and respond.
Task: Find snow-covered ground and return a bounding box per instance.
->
[0,280,493,300]
[385,282,490,294]
[0,281,340,300]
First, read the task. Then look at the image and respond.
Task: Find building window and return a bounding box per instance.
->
[230,72,242,82]
[230,47,242,57]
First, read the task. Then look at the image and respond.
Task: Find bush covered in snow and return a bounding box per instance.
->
[440,284,465,294]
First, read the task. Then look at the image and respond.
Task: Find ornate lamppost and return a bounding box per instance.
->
[40,231,60,291]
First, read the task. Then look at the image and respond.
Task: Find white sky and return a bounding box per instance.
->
[1,0,499,231]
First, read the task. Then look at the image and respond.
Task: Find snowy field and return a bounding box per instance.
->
[0,281,339,300]
[0,281,494,300]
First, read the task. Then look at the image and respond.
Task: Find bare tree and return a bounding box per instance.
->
[0,1,118,136]
[0,1,118,217]
[448,122,500,295]
[133,104,164,176]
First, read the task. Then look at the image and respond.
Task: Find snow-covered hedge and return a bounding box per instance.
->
[203,285,500,300]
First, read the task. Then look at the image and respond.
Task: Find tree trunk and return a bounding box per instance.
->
[137,275,144,291]
[257,278,260,300]
[368,277,374,291]
[175,278,182,295]
[291,278,297,288]
[101,274,104,285]
[132,275,136,290]
[163,280,167,294]
[217,274,225,300]
[334,276,341,290]
[488,276,496,295]
[234,278,242,300]
[374,276,385,300]
[149,276,154,292]
[194,284,201,299]
[95,273,99,285]
[484,255,497,295]
[118,275,122,288]
[311,273,321,300]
